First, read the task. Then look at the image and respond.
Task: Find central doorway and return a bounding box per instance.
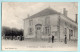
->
[35,24,42,39]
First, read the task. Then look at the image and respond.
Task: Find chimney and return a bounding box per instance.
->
[75,14,78,23]
[63,8,67,17]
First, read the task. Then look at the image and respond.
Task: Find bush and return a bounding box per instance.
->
[2,26,24,40]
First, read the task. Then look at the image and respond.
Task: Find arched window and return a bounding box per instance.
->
[29,28,33,35]
[45,16,50,35]
[45,27,50,34]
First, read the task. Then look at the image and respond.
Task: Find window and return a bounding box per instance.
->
[37,27,41,30]
[69,29,73,36]
[70,24,72,28]
[65,22,67,25]
[71,30,73,36]
[29,28,33,35]
[64,28,67,34]
[45,27,50,34]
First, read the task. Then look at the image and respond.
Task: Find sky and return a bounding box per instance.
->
[2,2,78,29]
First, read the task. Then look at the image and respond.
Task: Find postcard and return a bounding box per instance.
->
[1,2,78,51]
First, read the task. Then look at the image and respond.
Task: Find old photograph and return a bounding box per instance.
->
[2,2,78,51]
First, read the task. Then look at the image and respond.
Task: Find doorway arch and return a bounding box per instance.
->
[35,24,42,39]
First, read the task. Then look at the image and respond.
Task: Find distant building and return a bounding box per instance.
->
[24,8,78,41]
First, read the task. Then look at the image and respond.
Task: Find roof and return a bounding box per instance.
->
[24,8,77,27]
[60,14,78,28]
[25,8,60,19]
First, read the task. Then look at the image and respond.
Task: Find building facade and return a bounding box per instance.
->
[24,8,78,41]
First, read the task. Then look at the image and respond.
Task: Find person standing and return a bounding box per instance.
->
[52,35,54,43]
[64,35,67,44]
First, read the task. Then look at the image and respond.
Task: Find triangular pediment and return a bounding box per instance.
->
[30,8,60,18]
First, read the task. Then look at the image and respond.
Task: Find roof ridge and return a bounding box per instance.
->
[29,7,60,18]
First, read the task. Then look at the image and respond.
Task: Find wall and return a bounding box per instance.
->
[49,14,59,40]
[59,15,78,41]
[24,14,78,41]
[24,14,59,39]
[24,19,29,38]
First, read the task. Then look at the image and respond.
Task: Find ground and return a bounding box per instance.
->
[2,38,78,51]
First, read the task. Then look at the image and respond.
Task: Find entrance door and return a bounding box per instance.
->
[36,28,41,39]
[35,24,42,39]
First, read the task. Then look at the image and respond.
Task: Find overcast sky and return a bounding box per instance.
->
[2,2,78,29]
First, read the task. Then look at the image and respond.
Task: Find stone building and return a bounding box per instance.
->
[24,8,78,41]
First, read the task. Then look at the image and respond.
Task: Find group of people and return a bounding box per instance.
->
[48,34,67,44]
